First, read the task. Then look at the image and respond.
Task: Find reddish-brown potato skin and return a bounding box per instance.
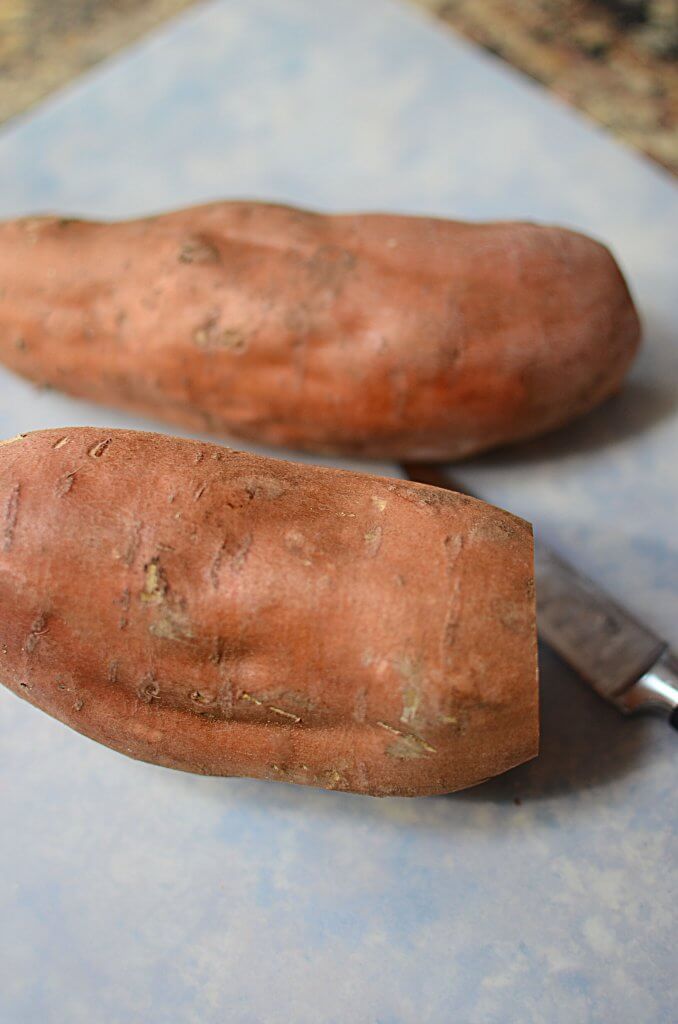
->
[0,203,640,460]
[0,428,537,796]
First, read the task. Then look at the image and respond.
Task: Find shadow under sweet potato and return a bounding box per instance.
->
[455,641,655,804]
[468,376,678,470]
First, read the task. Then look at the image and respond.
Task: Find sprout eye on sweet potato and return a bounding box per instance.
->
[0,202,640,460]
[0,428,538,796]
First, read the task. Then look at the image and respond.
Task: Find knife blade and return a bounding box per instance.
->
[402,462,678,729]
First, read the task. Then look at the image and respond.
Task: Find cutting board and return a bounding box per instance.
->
[0,1,676,1021]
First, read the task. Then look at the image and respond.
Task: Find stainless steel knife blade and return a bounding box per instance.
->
[402,462,678,727]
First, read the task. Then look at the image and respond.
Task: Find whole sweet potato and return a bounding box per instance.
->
[0,428,537,796]
[0,203,639,460]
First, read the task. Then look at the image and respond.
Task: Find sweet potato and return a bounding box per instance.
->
[0,203,639,460]
[0,427,537,796]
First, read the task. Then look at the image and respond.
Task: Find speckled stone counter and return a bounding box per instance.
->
[0,1,676,1021]
[413,0,678,174]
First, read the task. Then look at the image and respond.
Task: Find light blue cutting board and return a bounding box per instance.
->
[0,2,676,1022]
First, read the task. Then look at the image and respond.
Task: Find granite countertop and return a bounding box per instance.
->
[1,0,676,173]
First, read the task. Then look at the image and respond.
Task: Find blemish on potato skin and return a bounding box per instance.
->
[269,761,308,777]
[121,521,142,567]
[118,588,131,630]
[323,769,345,789]
[376,720,436,758]
[107,661,119,684]
[190,690,216,707]
[495,600,527,634]
[284,528,313,565]
[193,316,248,353]
[141,557,192,634]
[443,533,464,576]
[311,243,357,277]
[269,706,301,723]
[25,613,48,654]
[3,483,20,551]
[394,654,424,726]
[55,471,77,497]
[211,533,252,588]
[238,692,302,723]
[387,735,436,758]
[363,524,382,558]
[178,236,221,264]
[210,544,224,590]
[401,690,420,726]
[138,677,160,703]
[353,686,367,723]
[472,516,525,544]
[312,500,356,519]
[21,215,59,238]
[218,677,235,719]
[232,535,253,571]
[129,722,164,744]
[139,558,193,641]
[237,476,286,502]
[439,704,472,734]
[88,438,112,458]
[209,637,227,666]
[141,558,168,604]
[149,615,192,641]
[376,720,402,736]
[394,483,471,512]
[52,436,69,450]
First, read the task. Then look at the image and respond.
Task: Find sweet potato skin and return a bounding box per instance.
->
[0,203,639,460]
[0,428,537,796]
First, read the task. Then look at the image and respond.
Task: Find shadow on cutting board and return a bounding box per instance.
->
[456,641,654,805]
[471,376,678,469]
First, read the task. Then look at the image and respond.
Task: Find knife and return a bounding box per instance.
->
[402,463,678,729]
